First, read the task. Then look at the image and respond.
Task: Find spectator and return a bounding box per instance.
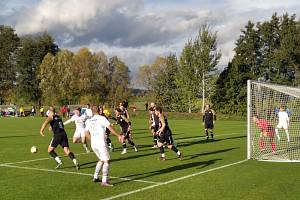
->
[31,106,36,117]
[40,106,44,117]
[145,102,148,111]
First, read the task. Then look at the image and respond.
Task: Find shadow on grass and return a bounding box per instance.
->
[115,158,222,184]
[0,134,38,139]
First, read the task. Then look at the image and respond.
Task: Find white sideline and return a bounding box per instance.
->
[0,164,161,184]
[102,159,248,200]
[0,132,245,166]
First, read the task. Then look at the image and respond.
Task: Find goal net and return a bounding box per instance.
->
[247,80,300,162]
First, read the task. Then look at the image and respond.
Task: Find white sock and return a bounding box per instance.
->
[177,151,181,156]
[55,156,62,164]
[102,162,109,183]
[161,153,165,158]
[285,130,290,142]
[275,129,280,140]
[72,159,78,165]
[94,161,103,179]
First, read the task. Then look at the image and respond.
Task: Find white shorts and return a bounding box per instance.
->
[92,146,110,161]
[73,128,86,139]
[276,123,288,130]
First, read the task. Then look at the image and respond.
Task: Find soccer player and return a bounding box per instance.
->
[149,107,160,148]
[252,115,276,153]
[40,107,79,170]
[85,105,123,187]
[155,106,183,160]
[202,104,216,140]
[275,106,290,142]
[119,102,130,119]
[99,105,114,152]
[115,108,138,154]
[63,107,90,153]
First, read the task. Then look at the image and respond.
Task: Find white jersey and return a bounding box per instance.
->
[85,108,93,119]
[86,115,110,148]
[278,111,289,124]
[64,114,87,130]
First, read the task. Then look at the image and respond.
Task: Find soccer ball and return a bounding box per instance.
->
[30,146,38,154]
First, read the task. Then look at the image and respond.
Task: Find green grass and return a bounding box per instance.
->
[0,115,299,200]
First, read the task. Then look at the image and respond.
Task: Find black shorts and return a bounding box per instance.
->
[151,125,159,132]
[205,121,214,129]
[121,127,131,139]
[50,134,69,148]
[159,129,174,145]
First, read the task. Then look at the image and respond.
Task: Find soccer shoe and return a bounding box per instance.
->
[151,145,158,149]
[134,146,138,152]
[75,163,80,171]
[206,136,209,141]
[101,182,114,187]
[121,149,127,154]
[159,156,166,161]
[178,152,183,160]
[92,178,101,183]
[55,162,63,169]
[86,149,91,153]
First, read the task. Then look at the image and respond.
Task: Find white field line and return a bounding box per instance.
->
[0,132,245,166]
[102,159,248,200]
[0,164,161,185]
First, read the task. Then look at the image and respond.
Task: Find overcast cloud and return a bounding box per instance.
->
[1,0,300,86]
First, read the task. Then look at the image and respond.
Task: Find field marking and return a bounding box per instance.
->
[0,132,245,166]
[102,159,248,200]
[0,164,161,185]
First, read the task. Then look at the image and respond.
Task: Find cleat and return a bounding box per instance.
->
[206,136,209,141]
[86,149,91,153]
[178,152,183,160]
[101,182,114,187]
[151,145,158,149]
[75,164,80,171]
[93,178,101,183]
[159,156,166,161]
[55,162,63,169]
[121,149,127,154]
[134,146,138,152]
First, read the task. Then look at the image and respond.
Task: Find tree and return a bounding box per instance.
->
[0,25,20,104]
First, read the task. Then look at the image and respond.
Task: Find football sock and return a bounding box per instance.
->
[49,150,58,159]
[275,129,280,140]
[122,142,126,149]
[259,138,265,150]
[171,146,179,153]
[94,161,103,179]
[285,130,290,142]
[159,146,164,154]
[128,139,135,146]
[205,129,208,136]
[102,162,109,183]
[68,152,75,160]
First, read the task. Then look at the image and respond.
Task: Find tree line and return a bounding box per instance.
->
[0,26,131,107]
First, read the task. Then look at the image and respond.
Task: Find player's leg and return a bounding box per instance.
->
[259,135,265,151]
[204,127,209,140]
[92,147,103,182]
[121,129,128,154]
[275,124,281,140]
[48,137,63,168]
[283,124,290,142]
[100,147,112,186]
[157,134,166,160]
[127,133,138,152]
[80,130,90,152]
[166,131,182,159]
[62,135,79,170]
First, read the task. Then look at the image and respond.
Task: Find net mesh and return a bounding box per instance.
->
[249,81,300,162]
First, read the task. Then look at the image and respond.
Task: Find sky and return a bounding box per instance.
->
[1,0,300,86]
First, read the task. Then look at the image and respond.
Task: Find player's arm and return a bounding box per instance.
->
[40,115,53,136]
[107,125,123,143]
[157,116,166,135]
[63,116,74,126]
[125,109,130,119]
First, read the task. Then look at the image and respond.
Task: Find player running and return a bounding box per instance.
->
[149,107,160,148]
[40,107,79,170]
[115,108,138,154]
[253,115,276,153]
[85,105,123,187]
[202,104,216,140]
[63,107,90,153]
[275,106,290,142]
[155,106,183,161]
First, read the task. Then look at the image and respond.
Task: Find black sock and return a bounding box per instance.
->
[122,142,126,149]
[210,131,214,138]
[205,130,209,137]
[68,152,75,160]
[128,139,135,147]
[49,150,58,158]
[159,146,164,154]
[171,146,178,153]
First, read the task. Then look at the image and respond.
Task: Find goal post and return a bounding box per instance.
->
[247,80,300,162]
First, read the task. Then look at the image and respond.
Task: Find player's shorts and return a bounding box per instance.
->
[159,129,174,145]
[50,133,69,148]
[121,127,131,139]
[92,146,110,161]
[204,121,214,129]
[73,128,86,138]
[276,123,288,130]
[151,125,159,133]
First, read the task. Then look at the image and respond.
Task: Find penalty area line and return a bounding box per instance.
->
[0,164,161,185]
[101,159,248,200]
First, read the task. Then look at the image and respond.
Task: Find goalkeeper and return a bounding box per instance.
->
[275,106,290,142]
[252,115,276,153]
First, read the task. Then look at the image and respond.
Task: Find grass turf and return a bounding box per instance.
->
[0,115,299,200]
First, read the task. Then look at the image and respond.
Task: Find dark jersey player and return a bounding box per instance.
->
[115,108,137,154]
[202,104,216,140]
[149,107,160,148]
[155,107,182,161]
[40,107,79,170]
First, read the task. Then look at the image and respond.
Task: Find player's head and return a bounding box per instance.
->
[280,106,285,111]
[150,102,156,108]
[154,106,162,115]
[74,107,81,116]
[205,104,210,110]
[91,105,99,115]
[87,103,90,108]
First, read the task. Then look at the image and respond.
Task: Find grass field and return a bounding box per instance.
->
[0,114,300,200]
